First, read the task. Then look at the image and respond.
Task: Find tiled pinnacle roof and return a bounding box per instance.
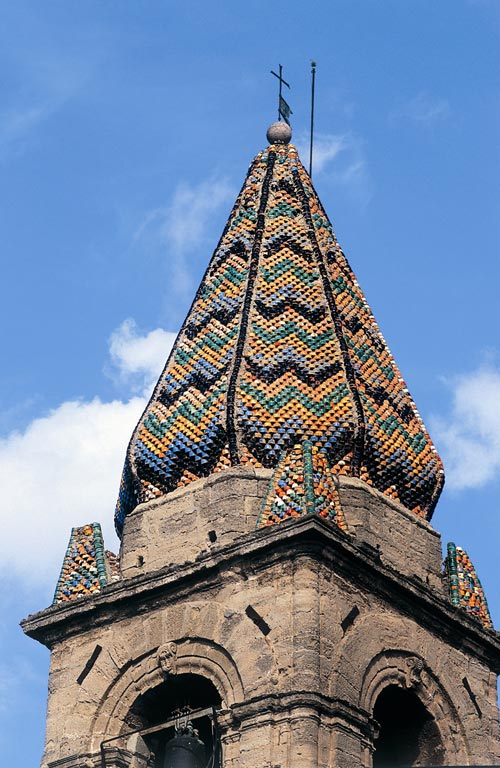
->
[445,543,493,629]
[115,137,444,536]
[257,439,348,532]
[53,523,108,603]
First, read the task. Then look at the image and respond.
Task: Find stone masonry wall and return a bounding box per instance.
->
[24,470,500,768]
[120,467,443,589]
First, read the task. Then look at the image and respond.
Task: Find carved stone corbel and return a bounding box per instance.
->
[404,656,424,689]
[157,641,178,677]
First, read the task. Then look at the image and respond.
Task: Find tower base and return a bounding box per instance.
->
[23,468,500,767]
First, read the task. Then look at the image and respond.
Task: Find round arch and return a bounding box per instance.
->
[372,683,445,767]
[88,636,244,753]
[361,649,468,764]
[330,612,471,764]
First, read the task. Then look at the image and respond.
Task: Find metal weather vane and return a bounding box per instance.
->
[270,64,292,125]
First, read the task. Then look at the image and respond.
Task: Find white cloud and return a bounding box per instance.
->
[108,318,176,395]
[297,133,345,175]
[0,321,178,594]
[0,395,145,590]
[431,366,500,490]
[391,92,450,126]
[133,176,234,300]
[296,131,372,206]
[163,177,233,257]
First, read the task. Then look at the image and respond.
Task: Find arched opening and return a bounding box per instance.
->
[124,673,222,767]
[373,685,445,767]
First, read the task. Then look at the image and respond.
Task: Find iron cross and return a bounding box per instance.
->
[270,64,291,123]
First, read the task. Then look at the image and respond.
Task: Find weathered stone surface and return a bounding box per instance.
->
[23,473,500,767]
[119,466,273,578]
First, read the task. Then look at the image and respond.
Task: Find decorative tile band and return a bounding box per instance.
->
[445,542,493,629]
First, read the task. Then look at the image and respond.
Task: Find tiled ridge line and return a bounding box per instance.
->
[226,151,276,465]
[446,542,460,607]
[292,167,366,475]
[302,440,316,516]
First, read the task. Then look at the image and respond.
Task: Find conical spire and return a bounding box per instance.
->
[115,130,444,535]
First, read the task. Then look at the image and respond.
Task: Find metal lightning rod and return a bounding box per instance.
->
[309,60,316,178]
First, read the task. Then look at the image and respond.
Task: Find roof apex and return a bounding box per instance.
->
[115,137,444,535]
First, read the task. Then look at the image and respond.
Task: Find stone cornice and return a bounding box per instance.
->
[229,690,375,739]
[21,515,500,670]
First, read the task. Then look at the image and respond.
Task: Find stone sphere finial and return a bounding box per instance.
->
[266,121,292,145]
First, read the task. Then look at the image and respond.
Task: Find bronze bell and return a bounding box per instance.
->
[162,722,206,768]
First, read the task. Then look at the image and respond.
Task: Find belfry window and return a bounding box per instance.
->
[101,674,222,768]
[373,685,445,767]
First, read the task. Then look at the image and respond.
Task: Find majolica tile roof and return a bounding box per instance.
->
[445,542,493,629]
[257,439,348,532]
[115,128,444,536]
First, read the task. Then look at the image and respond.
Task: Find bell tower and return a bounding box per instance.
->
[23,122,500,767]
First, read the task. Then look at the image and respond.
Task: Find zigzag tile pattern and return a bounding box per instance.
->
[294,160,444,515]
[115,138,444,535]
[236,151,357,471]
[257,440,348,531]
[114,156,269,533]
[445,542,493,629]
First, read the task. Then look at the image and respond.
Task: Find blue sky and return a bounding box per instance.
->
[1,1,499,764]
